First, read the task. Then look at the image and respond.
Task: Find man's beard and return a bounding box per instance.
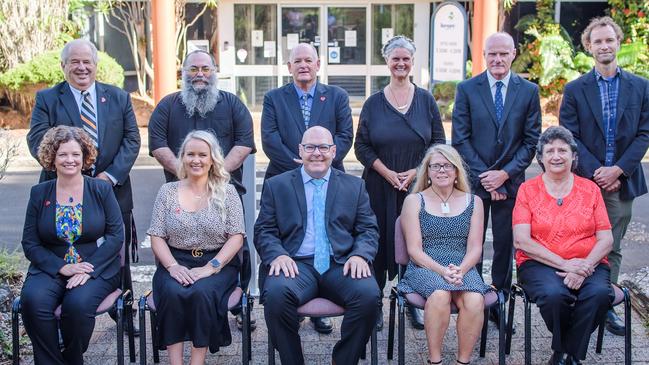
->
[180,73,220,118]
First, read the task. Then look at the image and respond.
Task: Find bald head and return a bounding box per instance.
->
[483,32,516,80]
[302,126,333,145]
[484,32,515,51]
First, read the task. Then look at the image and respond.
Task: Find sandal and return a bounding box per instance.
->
[427,360,442,364]
[456,359,470,365]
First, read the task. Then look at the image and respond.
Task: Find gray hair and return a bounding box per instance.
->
[484,32,515,51]
[536,126,579,170]
[61,39,98,64]
[183,50,217,68]
[288,43,319,63]
[381,35,416,60]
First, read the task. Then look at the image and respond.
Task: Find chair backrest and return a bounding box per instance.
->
[394,216,410,265]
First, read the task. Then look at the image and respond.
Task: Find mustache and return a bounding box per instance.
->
[180,73,220,118]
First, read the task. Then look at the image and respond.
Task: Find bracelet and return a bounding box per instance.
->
[166,262,179,270]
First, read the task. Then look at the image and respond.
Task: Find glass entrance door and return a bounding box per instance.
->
[280,7,321,67]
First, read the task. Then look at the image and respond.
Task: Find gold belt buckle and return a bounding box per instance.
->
[191,249,203,258]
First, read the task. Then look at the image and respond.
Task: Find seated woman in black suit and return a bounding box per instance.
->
[20,125,124,365]
[148,130,245,365]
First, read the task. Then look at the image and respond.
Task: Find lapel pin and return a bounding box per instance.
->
[44,200,50,207]
[320,96,326,102]
[101,97,106,103]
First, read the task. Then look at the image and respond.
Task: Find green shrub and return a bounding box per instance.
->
[432,81,458,102]
[0,50,124,90]
[0,247,24,281]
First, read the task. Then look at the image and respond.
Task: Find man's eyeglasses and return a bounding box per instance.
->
[429,163,455,172]
[301,143,334,153]
[186,66,213,75]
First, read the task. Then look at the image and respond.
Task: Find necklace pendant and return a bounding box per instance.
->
[68,196,74,203]
[557,198,563,206]
[441,202,450,214]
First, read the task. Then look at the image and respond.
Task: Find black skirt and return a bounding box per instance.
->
[152,247,239,353]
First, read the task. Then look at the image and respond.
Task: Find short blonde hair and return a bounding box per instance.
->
[37,126,97,172]
[581,16,624,50]
[411,144,471,194]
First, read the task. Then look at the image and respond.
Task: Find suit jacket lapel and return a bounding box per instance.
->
[309,83,326,127]
[582,70,606,136]
[291,170,308,229]
[324,169,338,224]
[500,73,521,129]
[615,70,632,130]
[283,84,307,134]
[477,73,499,128]
[96,83,110,148]
[59,83,82,127]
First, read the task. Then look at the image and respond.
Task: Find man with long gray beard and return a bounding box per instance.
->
[148,49,256,328]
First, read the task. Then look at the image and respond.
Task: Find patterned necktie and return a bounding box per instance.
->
[494,81,504,124]
[301,93,311,128]
[80,90,98,148]
[311,178,330,274]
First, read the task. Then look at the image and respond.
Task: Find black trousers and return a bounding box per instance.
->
[122,211,134,293]
[262,259,380,365]
[477,197,515,298]
[519,261,613,360]
[21,271,120,365]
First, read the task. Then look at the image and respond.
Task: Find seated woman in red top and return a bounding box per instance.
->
[512,126,614,365]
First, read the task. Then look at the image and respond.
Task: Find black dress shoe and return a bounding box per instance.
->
[547,351,566,365]
[312,316,333,334]
[565,354,582,365]
[606,309,625,336]
[408,306,425,330]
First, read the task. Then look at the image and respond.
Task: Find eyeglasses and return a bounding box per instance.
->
[429,163,455,172]
[301,143,334,153]
[186,66,213,75]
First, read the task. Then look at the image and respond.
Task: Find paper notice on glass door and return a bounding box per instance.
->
[286,33,299,50]
[382,28,394,44]
[252,30,263,47]
[345,30,357,47]
[263,41,276,58]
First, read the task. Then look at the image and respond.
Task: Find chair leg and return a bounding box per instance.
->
[11,297,20,365]
[596,317,605,353]
[248,298,253,361]
[398,298,405,365]
[498,291,506,365]
[623,287,632,365]
[524,296,531,365]
[139,296,147,365]
[479,307,488,357]
[116,299,124,365]
[387,294,396,360]
[126,291,135,363]
[371,326,378,365]
[241,294,249,365]
[150,309,160,364]
[505,289,516,355]
[268,330,276,365]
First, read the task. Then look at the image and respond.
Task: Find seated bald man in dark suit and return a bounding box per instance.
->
[254,126,380,365]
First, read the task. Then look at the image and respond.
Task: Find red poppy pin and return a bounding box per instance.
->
[101,97,107,103]
[175,208,181,214]
[44,200,51,206]
[320,96,326,102]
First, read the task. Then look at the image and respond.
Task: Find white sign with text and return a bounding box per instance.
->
[431,2,467,82]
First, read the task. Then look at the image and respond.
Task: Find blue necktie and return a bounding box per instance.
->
[311,178,330,274]
[301,93,311,128]
[494,81,504,124]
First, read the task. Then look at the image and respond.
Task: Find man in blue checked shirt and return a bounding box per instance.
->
[560,16,649,338]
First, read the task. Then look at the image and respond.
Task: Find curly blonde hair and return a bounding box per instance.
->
[176,130,230,218]
[411,144,471,194]
[37,126,97,172]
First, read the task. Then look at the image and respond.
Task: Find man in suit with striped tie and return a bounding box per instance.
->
[27,38,141,302]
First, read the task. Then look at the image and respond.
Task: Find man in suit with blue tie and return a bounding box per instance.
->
[255,126,380,365]
[27,39,140,300]
[261,42,354,333]
[560,16,649,336]
[261,43,353,180]
[452,32,541,328]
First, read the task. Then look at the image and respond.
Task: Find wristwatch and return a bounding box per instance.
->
[210,258,221,272]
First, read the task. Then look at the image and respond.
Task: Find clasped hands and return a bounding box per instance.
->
[59,262,94,289]
[383,169,416,191]
[479,170,509,201]
[168,263,218,286]
[440,264,464,286]
[269,254,372,279]
[593,166,623,192]
[556,258,594,290]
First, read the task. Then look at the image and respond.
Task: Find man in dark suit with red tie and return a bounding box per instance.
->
[451,32,541,328]
[560,16,649,336]
[27,39,140,296]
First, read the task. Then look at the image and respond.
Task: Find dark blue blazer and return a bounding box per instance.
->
[451,71,541,199]
[21,177,124,279]
[254,168,379,272]
[560,69,649,200]
[261,82,353,178]
[27,81,141,212]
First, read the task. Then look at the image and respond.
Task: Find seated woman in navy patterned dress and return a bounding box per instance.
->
[397,144,489,365]
[148,130,245,365]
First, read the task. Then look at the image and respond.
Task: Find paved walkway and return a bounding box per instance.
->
[14,271,648,365]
